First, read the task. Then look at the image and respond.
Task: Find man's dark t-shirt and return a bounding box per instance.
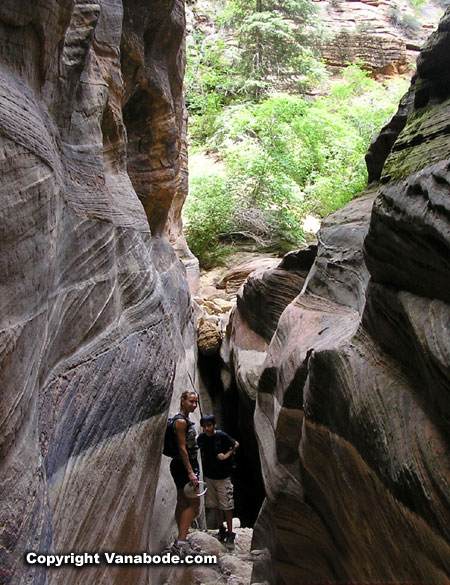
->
[197,430,236,479]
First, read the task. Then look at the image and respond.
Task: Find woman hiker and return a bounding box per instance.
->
[168,390,201,557]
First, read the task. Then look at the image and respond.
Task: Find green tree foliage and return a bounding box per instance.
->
[185,32,236,141]
[408,0,426,14]
[184,67,409,267]
[185,0,325,128]
[222,0,325,97]
[184,1,412,268]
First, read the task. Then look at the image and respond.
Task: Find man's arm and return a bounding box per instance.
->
[217,436,239,461]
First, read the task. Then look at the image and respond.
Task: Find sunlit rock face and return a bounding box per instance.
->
[121,0,199,290]
[315,0,443,73]
[0,1,195,584]
[227,9,450,584]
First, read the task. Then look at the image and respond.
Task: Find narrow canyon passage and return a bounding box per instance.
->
[193,255,282,530]
[1,2,449,585]
[197,351,265,529]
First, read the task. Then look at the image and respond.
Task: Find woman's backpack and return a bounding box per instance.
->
[163,414,187,457]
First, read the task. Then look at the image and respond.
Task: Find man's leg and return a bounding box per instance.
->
[216,478,236,550]
[223,508,233,533]
[214,507,224,529]
[206,481,226,540]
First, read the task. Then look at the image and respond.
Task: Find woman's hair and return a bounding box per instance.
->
[180,390,198,401]
[200,413,215,426]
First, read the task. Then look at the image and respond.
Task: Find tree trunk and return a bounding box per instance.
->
[255,0,263,96]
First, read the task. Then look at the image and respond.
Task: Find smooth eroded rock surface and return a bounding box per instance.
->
[227,8,450,584]
[0,2,196,584]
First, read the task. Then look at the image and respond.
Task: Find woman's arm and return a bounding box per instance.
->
[175,418,199,486]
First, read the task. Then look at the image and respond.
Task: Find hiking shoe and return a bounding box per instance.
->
[224,531,236,551]
[215,525,227,542]
[170,541,190,560]
[186,536,202,552]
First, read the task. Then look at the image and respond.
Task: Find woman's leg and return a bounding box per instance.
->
[176,489,200,541]
[175,489,186,529]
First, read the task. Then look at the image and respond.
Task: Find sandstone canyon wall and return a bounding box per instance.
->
[2,1,450,585]
[315,0,443,74]
[225,8,450,584]
[0,1,196,584]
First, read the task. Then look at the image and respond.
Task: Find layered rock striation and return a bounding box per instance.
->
[0,1,195,584]
[226,8,450,584]
[315,0,444,73]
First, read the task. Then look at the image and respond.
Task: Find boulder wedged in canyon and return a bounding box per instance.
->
[0,2,195,584]
[226,8,450,585]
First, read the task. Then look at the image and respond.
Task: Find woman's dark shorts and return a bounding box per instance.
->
[170,457,200,490]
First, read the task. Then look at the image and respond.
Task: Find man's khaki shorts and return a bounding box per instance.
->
[204,477,234,510]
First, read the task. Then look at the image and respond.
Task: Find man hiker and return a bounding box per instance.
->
[197,414,239,550]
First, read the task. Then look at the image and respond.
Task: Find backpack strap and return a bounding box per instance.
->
[171,413,188,425]
[171,413,190,436]
[171,414,195,459]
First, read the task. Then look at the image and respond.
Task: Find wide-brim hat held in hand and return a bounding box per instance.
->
[184,481,207,498]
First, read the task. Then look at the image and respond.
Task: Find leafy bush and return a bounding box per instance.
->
[401,12,422,33]
[183,174,235,268]
[408,0,426,14]
[388,3,421,33]
[185,66,409,268]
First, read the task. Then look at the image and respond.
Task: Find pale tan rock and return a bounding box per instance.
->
[218,258,279,294]
[203,299,232,314]
[315,0,442,71]
[232,528,253,556]
[199,285,229,299]
[202,303,218,315]
[162,566,226,585]
[189,531,224,557]
[220,554,253,582]
[227,576,251,585]
[210,298,235,313]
